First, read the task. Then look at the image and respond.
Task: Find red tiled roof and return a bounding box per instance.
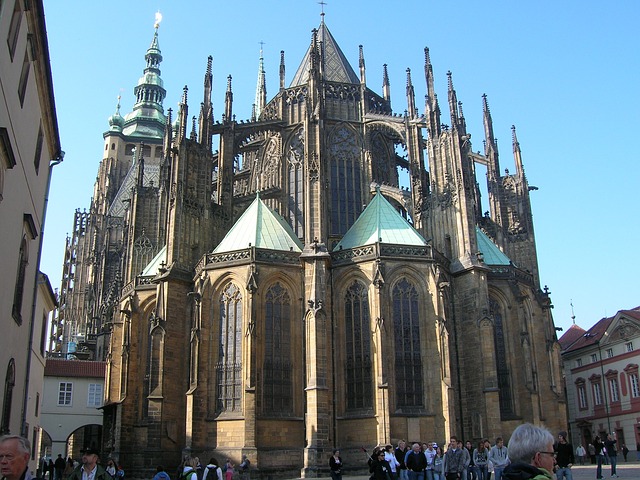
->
[44,359,106,378]
[558,324,586,351]
[621,307,640,321]
[562,315,615,354]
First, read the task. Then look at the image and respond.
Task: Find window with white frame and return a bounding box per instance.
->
[58,382,72,406]
[576,358,583,367]
[87,384,102,407]
[609,378,620,402]
[626,342,634,352]
[593,382,603,405]
[630,373,640,398]
[591,354,598,363]
[606,348,614,358]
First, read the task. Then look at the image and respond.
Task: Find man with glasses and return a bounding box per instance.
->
[0,435,32,480]
[502,424,556,480]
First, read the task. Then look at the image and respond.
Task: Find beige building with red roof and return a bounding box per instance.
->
[560,307,640,453]
[40,359,106,460]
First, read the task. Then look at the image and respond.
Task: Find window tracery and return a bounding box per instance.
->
[216,283,243,413]
[345,280,373,411]
[330,126,362,235]
[393,278,423,408]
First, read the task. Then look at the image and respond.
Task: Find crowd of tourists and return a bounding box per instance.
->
[328,424,630,480]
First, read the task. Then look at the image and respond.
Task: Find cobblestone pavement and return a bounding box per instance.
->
[333,462,640,480]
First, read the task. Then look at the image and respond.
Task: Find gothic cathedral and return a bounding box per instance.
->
[54,16,565,478]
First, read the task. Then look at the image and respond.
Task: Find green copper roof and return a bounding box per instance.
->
[291,21,360,87]
[334,191,427,251]
[213,195,304,253]
[476,227,512,265]
[141,245,167,276]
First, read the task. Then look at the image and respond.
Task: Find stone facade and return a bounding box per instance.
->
[54,17,565,478]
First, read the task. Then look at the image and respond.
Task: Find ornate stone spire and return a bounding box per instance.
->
[254,43,267,119]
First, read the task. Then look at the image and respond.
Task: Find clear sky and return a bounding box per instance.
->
[41,0,639,334]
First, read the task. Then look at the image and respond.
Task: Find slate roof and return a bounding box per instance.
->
[333,190,427,251]
[44,359,106,378]
[290,21,360,87]
[476,227,512,265]
[213,194,303,253]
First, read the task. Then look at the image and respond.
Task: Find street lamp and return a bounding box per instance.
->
[584,333,611,434]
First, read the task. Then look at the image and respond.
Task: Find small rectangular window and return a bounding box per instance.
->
[33,124,43,174]
[606,348,614,358]
[7,0,22,61]
[626,342,634,352]
[591,354,598,363]
[58,382,72,406]
[18,48,31,107]
[87,384,103,407]
[631,374,640,398]
[578,385,588,409]
[576,358,583,367]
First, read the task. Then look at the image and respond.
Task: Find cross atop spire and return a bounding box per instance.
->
[318,1,327,21]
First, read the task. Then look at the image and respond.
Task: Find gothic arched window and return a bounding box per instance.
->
[330,126,362,235]
[287,128,304,238]
[1,359,15,434]
[489,297,515,418]
[216,283,243,413]
[147,327,163,396]
[262,283,293,415]
[393,278,423,408]
[345,280,373,411]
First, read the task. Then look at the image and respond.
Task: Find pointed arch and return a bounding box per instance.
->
[261,281,293,415]
[391,277,423,409]
[147,325,164,398]
[216,282,243,413]
[344,279,373,411]
[285,127,305,237]
[329,123,363,235]
[489,296,515,418]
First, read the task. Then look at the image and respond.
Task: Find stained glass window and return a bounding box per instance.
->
[489,298,515,418]
[216,283,243,413]
[393,279,423,408]
[345,281,373,411]
[263,283,293,414]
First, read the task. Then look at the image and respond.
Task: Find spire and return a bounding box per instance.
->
[290,23,359,86]
[406,68,416,118]
[163,107,173,155]
[359,45,366,84]
[198,56,213,149]
[447,71,460,126]
[423,47,440,136]
[178,86,189,141]
[224,75,233,123]
[190,116,197,141]
[136,142,145,189]
[107,94,125,132]
[382,64,391,109]
[254,43,267,119]
[483,94,500,179]
[512,125,525,177]
[279,50,286,91]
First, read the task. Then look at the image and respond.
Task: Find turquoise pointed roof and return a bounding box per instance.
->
[476,227,512,265]
[334,191,427,251]
[141,245,167,276]
[290,21,359,86]
[213,194,304,253]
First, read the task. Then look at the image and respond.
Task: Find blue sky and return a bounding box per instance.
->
[41,1,639,334]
